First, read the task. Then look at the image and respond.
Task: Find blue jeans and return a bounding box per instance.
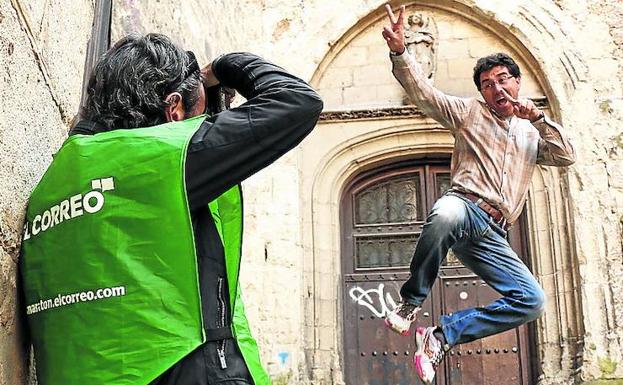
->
[400,192,545,347]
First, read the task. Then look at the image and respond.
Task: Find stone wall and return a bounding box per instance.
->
[0,1,94,384]
[549,0,623,381]
[1,1,622,385]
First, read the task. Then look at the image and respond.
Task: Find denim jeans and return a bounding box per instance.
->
[400,192,545,347]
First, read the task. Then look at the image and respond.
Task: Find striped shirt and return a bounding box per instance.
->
[391,52,576,224]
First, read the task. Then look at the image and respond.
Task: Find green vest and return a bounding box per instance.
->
[20,116,270,385]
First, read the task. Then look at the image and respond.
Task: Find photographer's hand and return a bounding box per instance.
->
[201,63,219,88]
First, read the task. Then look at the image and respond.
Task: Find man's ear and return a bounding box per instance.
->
[164,92,185,122]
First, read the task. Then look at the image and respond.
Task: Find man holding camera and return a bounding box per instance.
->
[20,33,322,385]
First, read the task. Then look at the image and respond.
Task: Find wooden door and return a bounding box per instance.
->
[341,161,535,385]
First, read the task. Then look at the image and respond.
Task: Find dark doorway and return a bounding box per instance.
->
[341,159,536,385]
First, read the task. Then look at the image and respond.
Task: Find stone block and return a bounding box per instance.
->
[374,84,405,105]
[353,64,393,86]
[351,26,386,48]
[440,38,471,59]
[343,46,369,64]
[319,67,354,89]
[540,273,557,297]
[317,326,336,350]
[445,57,478,79]
[317,304,336,330]
[342,85,378,106]
[367,46,392,65]
[448,20,482,40]
[317,87,345,109]
[316,272,338,299]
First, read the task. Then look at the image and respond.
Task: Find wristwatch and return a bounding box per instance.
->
[390,48,406,56]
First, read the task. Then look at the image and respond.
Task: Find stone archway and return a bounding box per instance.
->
[300,118,453,384]
[525,166,584,384]
[299,1,581,384]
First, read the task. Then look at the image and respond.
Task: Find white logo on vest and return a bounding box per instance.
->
[23,177,115,241]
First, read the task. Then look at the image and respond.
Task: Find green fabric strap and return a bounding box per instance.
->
[209,186,271,385]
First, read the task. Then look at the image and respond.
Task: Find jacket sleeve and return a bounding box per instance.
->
[185,53,323,210]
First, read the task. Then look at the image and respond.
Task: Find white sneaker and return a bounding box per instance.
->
[413,326,445,384]
[384,302,420,336]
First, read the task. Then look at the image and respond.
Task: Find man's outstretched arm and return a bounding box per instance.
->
[185,53,323,209]
[383,4,469,132]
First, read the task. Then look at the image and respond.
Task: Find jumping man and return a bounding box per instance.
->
[381,4,575,383]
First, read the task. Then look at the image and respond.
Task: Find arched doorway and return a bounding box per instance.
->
[341,159,536,385]
[300,2,582,384]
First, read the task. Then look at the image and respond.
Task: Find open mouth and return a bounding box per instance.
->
[495,96,509,108]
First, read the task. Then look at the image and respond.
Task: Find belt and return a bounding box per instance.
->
[454,191,510,230]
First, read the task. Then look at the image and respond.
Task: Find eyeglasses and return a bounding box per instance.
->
[480,74,514,91]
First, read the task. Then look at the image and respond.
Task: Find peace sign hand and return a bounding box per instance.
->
[382,4,406,54]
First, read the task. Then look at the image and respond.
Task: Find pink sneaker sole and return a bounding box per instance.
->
[413,327,426,380]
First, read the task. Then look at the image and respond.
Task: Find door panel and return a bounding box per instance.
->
[439,268,526,385]
[343,273,435,385]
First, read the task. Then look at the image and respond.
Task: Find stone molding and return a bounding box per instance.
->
[319,106,425,122]
[319,98,549,122]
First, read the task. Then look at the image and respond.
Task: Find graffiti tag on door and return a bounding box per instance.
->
[348,283,398,317]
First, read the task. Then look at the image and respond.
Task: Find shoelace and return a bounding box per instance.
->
[397,304,418,321]
[431,349,444,369]
[423,332,444,369]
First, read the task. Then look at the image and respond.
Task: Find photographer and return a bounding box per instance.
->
[20,33,323,385]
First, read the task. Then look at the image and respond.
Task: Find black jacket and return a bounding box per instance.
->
[71,53,323,385]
